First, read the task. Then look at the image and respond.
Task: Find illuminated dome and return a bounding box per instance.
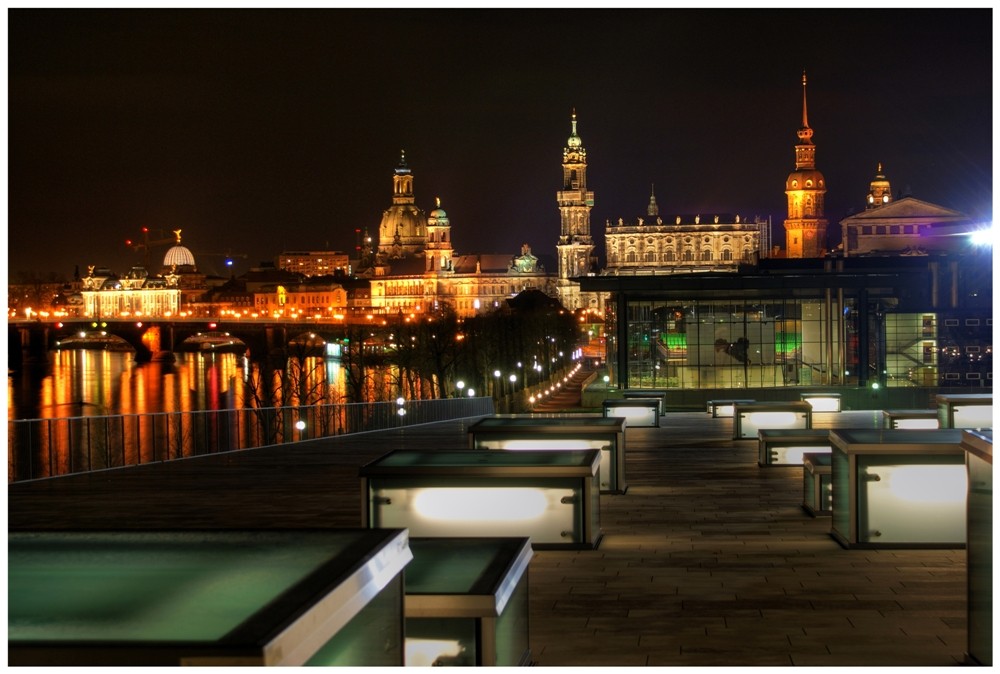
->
[163,244,196,268]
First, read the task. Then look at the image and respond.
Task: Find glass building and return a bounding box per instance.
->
[581,252,992,397]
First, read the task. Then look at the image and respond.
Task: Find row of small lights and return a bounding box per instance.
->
[528,361,583,406]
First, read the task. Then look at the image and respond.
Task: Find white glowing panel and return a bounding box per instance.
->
[406,639,462,668]
[716,404,735,417]
[372,486,578,543]
[771,445,831,466]
[737,409,810,439]
[860,464,967,544]
[604,405,657,427]
[893,418,940,430]
[802,395,841,412]
[953,405,993,429]
[480,439,613,492]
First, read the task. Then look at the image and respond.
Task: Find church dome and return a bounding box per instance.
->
[163,244,196,268]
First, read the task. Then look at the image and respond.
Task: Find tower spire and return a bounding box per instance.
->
[797,70,814,146]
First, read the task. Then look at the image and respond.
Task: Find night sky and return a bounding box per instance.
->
[7,8,994,280]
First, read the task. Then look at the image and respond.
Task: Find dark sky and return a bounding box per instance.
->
[7,8,993,279]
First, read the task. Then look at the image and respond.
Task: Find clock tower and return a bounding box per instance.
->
[783,72,828,258]
[556,110,595,310]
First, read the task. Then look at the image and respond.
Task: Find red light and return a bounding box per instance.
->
[142,227,148,233]
[125,239,132,246]
[57,322,63,328]
[136,322,142,328]
[209,323,217,329]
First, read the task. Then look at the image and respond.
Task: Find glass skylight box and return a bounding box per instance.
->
[733,401,812,440]
[623,389,667,415]
[707,399,755,418]
[800,392,842,412]
[936,394,993,429]
[802,452,833,517]
[8,529,412,666]
[602,398,660,427]
[829,429,966,549]
[962,430,992,666]
[758,429,832,466]
[468,416,627,494]
[883,409,940,430]
[360,449,602,550]
[405,537,533,667]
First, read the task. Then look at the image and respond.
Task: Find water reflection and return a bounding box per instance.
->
[8,350,353,422]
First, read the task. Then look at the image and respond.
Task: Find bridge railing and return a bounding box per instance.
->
[8,397,495,483]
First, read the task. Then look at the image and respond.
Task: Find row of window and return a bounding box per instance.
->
[611,248,754,264]
[857,224,920,235]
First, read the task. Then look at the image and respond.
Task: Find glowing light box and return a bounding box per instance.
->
[405,537,532,667]
[468,416,626,494]
[883,409,940,430]
[360,449,602,550]
[733,401,812,440]
[800,392,842,412]
[602,398,660,428]
[623,389,667,415]
[936,394,993,429]
[8,529,412,667]
[757,429,832,466]
[707,399,755,418]
[802,452,833,517]
[962,430,992,666]
[829,429,966,549]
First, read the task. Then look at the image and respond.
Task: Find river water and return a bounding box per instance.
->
[8,349,353,422]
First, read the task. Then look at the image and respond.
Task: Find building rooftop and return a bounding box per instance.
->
[8,410,967,666]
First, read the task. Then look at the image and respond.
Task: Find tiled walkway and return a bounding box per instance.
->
[8,410,968,666]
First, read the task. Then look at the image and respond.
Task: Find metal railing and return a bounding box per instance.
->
[8,397,495,483]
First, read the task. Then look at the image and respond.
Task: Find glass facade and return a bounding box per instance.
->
[614,298,849,389]
[607,296,990,391]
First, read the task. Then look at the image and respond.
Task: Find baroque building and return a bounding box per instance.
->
[783,72,828,258]
[555,111,597,311]
[356,156,556,318]
[604,190,770,273]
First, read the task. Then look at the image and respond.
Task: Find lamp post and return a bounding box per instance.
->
[493,369,501,398]
[456,380,465,398]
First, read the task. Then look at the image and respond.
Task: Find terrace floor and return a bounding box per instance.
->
[7,409,968,667]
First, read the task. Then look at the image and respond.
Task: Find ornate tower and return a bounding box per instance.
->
[866,163,893,209]
[783,72,828,258]
[378,150,428,258]
[556,110,595,310]
[425,197,453,273]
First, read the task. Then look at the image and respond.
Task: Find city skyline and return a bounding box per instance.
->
[8,8,993,278]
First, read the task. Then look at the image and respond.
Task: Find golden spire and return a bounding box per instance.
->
[801,70,809,128]
[173,229,182,243]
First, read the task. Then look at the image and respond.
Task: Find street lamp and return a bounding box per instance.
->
[456,380,465,398]
[509,373,517,393]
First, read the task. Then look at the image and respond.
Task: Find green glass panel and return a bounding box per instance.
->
[374,450,593,468]
[406,540,504,594]
[494,572,530,666]
[9,531,352,642]
[306,575,403,666]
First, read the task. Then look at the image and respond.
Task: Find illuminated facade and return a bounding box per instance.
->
[605,190,770,272]
[783,72,828,258]
[277,251,351,277]
[254,282,348,318]
[358,158,556,319]
[80,266,181,318]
